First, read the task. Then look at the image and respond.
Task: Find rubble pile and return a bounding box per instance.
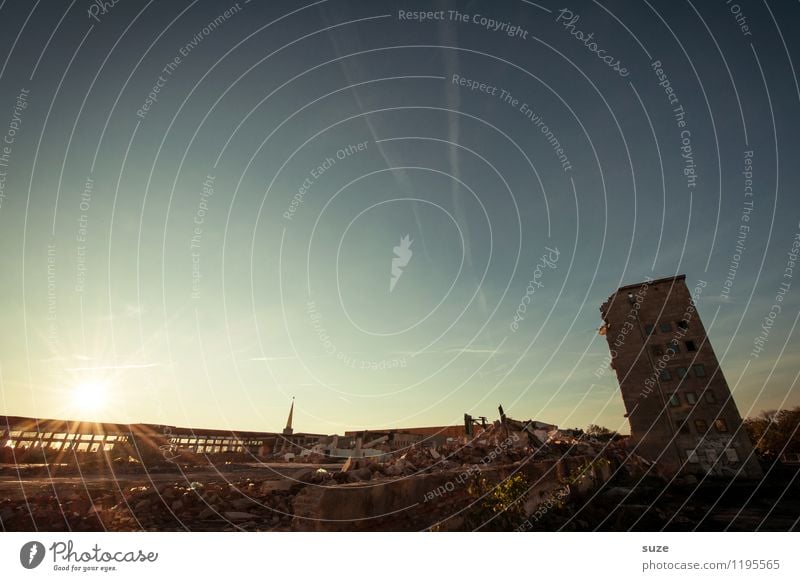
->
[0,414,657,532]
[102,478,304,531]
[0,477,307,532]
[342,419,641,481]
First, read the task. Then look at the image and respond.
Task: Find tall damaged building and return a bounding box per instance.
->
[600,275,761,478]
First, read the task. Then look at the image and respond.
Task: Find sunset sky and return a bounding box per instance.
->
[0,0,798,435]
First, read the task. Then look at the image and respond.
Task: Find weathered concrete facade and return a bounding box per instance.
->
[600,275,761,478]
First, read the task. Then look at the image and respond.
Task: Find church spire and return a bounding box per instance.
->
[283,397,294,435]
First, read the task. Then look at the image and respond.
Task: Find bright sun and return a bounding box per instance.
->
[72,381,108,412]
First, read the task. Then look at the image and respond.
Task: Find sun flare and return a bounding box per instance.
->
[72,381,108,413]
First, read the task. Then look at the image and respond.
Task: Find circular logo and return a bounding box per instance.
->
[19,541,45,569]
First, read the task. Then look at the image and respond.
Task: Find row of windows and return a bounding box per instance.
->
[687,447,738,463]
[184,445,246,454]
[659,364,706,382]
[170,436,264,451]
[676,417,729,435]
[651,339,697,357]
[3,440,116,452]
[169,436,264,445]
[669,390,717,407]
[171,437,251,446]
[4,432,125,442]
[644,320,689,335]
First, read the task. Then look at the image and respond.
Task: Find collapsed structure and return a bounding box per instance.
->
[600,275,761,478]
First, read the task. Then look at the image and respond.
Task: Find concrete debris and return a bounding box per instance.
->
[327,417,644,482]
[0,412,662,532]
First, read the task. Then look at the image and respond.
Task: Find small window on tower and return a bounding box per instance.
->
[694,419,708,434]
[659,369,672,381]
[686,392,697,405]
[660,322,672,332]
[666,340,680,355]
[676,367,688,379]
[676,320,688,329]
[714,419,729,433]
[705,391,717,403]
[669,394,680,407]
[693,364,706,377]
[685,340,697,352]
[644,324,655,335]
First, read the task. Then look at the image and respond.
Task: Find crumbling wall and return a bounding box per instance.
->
[292,456,611,531]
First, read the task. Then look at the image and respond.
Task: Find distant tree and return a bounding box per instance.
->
[585,424,618,439]
[744,407,800,461]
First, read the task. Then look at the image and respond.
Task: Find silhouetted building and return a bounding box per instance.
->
[0,415,325,464]
[600,275,761,478]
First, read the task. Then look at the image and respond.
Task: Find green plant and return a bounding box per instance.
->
[464,474,529,531]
